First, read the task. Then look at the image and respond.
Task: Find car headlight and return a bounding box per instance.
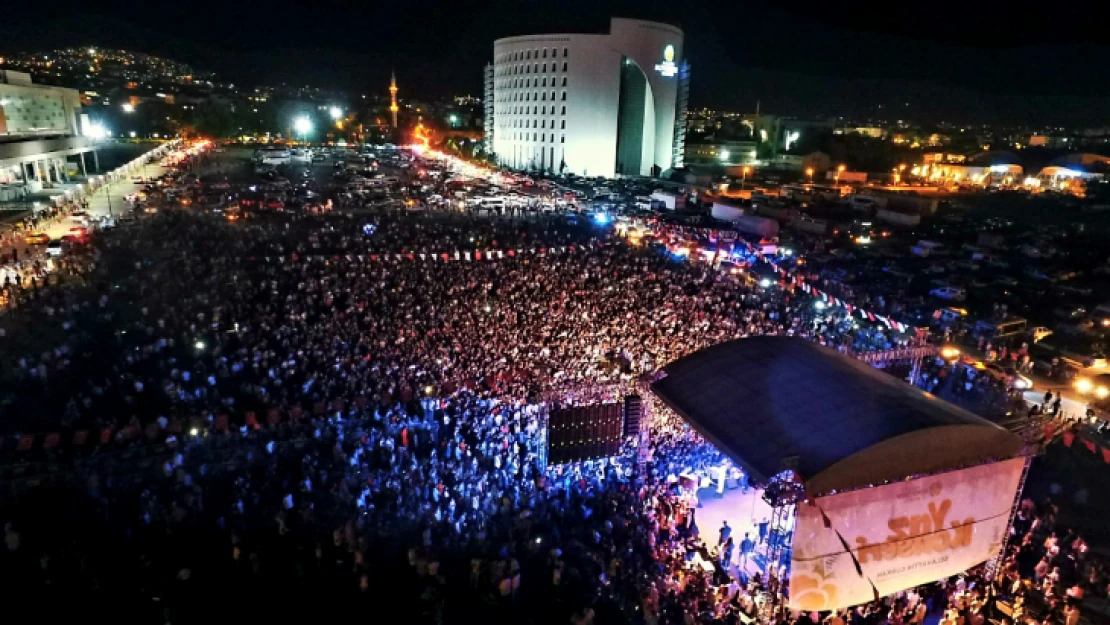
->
[1013,379,1027,389]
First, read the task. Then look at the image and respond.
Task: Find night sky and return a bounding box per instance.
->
[3,0,1108,126]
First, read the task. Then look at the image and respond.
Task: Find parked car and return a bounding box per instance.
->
[24,232,50,245]
[930,286,967,301]
[1029,326,1053,343]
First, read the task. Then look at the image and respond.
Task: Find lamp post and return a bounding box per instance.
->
[105,176,113,217]
[741,166,751,190]
[294,116,313,147]
[805,167,814,183]
[836,164,845,186]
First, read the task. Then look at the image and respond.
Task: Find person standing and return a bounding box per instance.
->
[718,520,731,547]
[720,537,734,569]
[739,533,755,570]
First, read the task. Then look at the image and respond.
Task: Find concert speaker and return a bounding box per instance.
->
[624,395,643,437]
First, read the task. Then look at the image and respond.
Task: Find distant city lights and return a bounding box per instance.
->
[121,103,135,113]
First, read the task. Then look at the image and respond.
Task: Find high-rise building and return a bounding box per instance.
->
[487,18,688,178]
[483,63,495,154]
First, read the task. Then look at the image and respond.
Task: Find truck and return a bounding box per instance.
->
[731,214,780,239]
[651,190,685,211]
[711,202,745,222]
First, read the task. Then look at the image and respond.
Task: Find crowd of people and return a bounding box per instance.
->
[0,153,1101,625]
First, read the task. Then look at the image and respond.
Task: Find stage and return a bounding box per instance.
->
[693,483,775,580]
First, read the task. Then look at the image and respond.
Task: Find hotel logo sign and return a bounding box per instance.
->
[655,44,677,77]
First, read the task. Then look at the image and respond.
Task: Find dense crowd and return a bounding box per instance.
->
[0,181,1095,625]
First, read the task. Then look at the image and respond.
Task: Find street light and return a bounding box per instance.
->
[329,106,343,120]
[122,103,135,113]
[836,164,846,186]
[741,166,751,190]
[805,167,814,182]
[449,114,458,126]
[294,117,313,145]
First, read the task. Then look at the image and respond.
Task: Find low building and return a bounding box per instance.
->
[1,70,101,202]
[684,140,756,168]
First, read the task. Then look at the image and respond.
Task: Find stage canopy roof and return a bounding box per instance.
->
[651,337,1024,495]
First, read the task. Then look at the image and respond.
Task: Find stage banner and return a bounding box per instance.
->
[789,457,1024,611]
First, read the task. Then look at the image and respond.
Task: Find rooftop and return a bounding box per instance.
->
[651,337,1023,495]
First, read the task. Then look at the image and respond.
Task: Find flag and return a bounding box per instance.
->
[475,251,482,261]
[245,412,259,430]
[406,253,414,261]
[1063,431,1075,447]
[464,252,471,261]
[867,311,876,322]
[508,250,515,257]
[1043,422,1056,441]
[1102,447,1110,465]
[370,254,379,261]
[498,250,504,259]
[1083,438,1097,454]
[419,253,426,261]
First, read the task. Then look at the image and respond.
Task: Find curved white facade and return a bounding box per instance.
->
[489,18,686,178]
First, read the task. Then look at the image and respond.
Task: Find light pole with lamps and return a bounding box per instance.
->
[741,166,751,190]
[294,116,313,146]
[805,167,814,183]
[835,164,846,186]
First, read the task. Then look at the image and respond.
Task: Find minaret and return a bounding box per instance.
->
[389,71,399,129]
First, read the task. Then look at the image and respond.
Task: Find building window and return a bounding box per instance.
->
[560,119,565,129]
[543,63,547,72]
[561,91,567,101]
[533,106,538,114]
[562,62,568,72]
[561,76,567,87]
[541,92,546,101]
[552,48,557,58]
[541,106,546,114]
[542,77,547,87]
[563,47,568,57]
[542,49,547,58]
[561,135,565,143]
[533,133,537,141]
[526,50,531,60]
[560,106,566,115]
